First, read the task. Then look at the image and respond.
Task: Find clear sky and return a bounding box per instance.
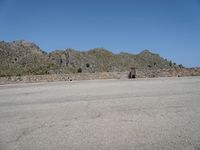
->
[0,0,200,67]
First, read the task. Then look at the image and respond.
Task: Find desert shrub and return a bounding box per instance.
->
[169,61,172,67]
[16,73,21,76]
[86,63,90,68]
[0,74,6,77]
[178,64,184,68]
[26,65,49,75]
[77,67,82,73]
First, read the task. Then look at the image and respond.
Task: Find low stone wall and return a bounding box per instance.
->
[0,72,125,84]
[136,68,200,78]
[0,68,200,84]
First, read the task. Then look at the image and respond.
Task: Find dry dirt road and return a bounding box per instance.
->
[0,77,200,150]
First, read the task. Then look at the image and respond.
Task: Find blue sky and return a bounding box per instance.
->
[0,0,200,67]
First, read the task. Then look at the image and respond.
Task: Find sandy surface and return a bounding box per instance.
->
[0,77,200,150]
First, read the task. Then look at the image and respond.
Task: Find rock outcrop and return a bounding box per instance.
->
[0,40,188,77]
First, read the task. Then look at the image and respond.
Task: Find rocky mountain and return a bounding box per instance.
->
[0,40,180,76]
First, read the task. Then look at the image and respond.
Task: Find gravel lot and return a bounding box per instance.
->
[0,77,200,150]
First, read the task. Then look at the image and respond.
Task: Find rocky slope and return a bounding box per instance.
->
[0,40,180,76]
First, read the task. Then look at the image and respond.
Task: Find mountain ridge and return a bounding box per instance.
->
[0,40,181,76]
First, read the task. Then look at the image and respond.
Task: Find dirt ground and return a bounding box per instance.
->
[0,77,200,150]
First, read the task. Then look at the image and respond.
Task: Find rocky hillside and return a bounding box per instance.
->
[0,40,181,76]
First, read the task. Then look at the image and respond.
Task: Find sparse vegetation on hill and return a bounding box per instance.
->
[0,40,182,76]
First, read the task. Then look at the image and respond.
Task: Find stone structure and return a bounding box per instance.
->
[0,68,200,84]
[128,67,136,79]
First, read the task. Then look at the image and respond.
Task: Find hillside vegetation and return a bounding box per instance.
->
[0,40,180,76]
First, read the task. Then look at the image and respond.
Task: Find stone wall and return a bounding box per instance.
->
[0,68,200,84]
[0,72,124,84]
[136,68,200,78]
